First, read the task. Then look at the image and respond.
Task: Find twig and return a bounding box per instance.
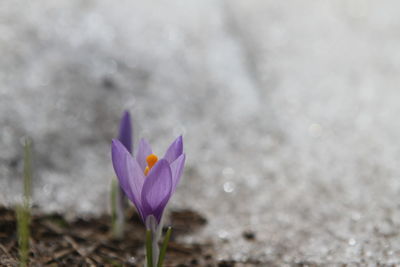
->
[63,236,97,266]
[0,243,14,260]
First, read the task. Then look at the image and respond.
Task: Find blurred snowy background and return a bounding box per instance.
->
[2,0,400,264]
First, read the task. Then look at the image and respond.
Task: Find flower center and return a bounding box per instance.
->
[144,154,158,176]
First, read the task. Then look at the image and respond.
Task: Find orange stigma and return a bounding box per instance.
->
[144,154,158,175]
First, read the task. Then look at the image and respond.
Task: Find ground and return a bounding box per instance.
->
[0,206,267,266]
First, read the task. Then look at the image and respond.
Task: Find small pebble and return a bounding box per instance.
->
[242,230,256,240]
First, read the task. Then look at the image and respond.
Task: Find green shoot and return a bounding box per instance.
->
[157,227,172,267]
[23,139,32,206]
[111,179,125,239]
[111,179,118,236]
[17,138,32,267]
[16,204,30,267]
[146,229,153,267]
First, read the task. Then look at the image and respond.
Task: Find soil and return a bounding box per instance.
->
[0,207,262,267]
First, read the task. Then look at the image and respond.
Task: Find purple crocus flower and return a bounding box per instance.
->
[111,135,185,225]
[113,111,133,239]
[118,111,132,153]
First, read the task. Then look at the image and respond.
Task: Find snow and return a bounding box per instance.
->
[2,0,400,264]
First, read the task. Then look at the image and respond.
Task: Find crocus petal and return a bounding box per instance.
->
[163,135,183,164]
[112,139,145,218]
[170,153,185,193]
[112,140,131,195]
[141,159,172,223]
[118,111,133,154]
[136,138,152,171]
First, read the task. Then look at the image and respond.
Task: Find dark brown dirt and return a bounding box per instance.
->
[0,206,220,266]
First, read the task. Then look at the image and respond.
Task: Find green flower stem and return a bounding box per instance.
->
[23,139,32,206]
[110,179,117,236]
[16,204,30,267]
[110,179,125,239]
[116,186,126,237]
[157,227,172,267]
[146,229,153,267]
[18,138,32,267]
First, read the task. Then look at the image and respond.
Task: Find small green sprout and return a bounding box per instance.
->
[17,138,32,267]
